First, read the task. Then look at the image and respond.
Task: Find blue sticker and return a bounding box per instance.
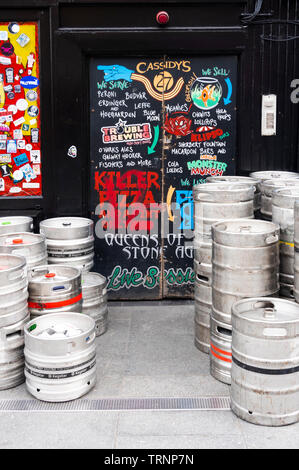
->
[20,76,39,89]
[13,153,29,167]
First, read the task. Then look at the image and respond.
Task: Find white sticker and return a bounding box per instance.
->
[13,169,23,182]
[16,33,30,48]
[0,56,11,65]
[32,164,40,175]
[25,144,32,151]
[13,116,25,127]
[13,129,23,139]
[17,140,26,149]
[29,118,37,126]
[0,134,7,140]
[16,99,28,111]
[0,154,11,163]
[9,186,21,193]
[0,31,8,41]
[0,141,6,150]
[30,150,40,163]
[0,178,4,191]
[7,105,17,115]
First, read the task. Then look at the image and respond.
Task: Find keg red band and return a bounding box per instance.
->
[210,343,232,363]
[28,293,82,309]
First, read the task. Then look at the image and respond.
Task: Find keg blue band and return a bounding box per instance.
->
[232,356,299,375]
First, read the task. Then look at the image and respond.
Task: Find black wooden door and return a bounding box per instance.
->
[89,55,237,299]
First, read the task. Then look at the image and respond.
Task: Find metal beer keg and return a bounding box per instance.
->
[0,216,33,234]
[24,312,96,402]
[206,175,261,212]
[193,183,254,353]
[260,178,299,221]
[211,219,280,384]
[0,254,28,328]
[231,297,299,426]
[272,187,299,299]
[28,265,82,318]
[82,272,108,336]
[40,217,94,272]
[0,233,47,271]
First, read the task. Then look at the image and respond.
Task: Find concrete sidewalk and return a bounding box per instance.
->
[0,302,298,449]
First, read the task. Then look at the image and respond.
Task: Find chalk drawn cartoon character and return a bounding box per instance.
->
[163,105,193,137]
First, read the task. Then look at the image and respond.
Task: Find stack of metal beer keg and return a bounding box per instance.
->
[0,215,108,402]
[194,169,299,426]
[0,254,29,390]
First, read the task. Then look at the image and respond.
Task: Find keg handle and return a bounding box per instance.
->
[31,266,50,277]
[196,273,210,285]
[62,222,72,227]
[5,329,23,341]
[86,332,95,343]
[51,282,72,293]
[266,234,279,244]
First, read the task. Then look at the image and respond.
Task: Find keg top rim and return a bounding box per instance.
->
[212,218,279,235]
[82,271,106,287]
[206,175,260,184]
[262,178,299,189]
[29,264,81,283]
[40,217,93,229]
[0,252,26,270]
[250,171,299,181]
[232,297,299,323]
[193,181,254,191]
[25,312,95,340]
[272,187,299,198]
[0,215,33,225]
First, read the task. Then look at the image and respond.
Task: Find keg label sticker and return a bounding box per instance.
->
[0,21,42,197]
[48,248,94,258]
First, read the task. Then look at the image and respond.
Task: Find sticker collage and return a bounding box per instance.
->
[0,22,41,197]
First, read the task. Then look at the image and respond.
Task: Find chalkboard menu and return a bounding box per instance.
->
[90,56,237,299]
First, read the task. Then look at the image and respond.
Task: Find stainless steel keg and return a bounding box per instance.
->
[260,178,299,221]
[40,217,94,272]
[206,175,261,212]
[231,297,299,426]
[24,312,96,402]
[194,258,211,353]
[211,219,280,384]
[193,183,254,354]
[272,188,299,299]
[28,265,82,318]
[210,317,232,383]
[82,272,108,337]
[250,170,299,181]
[0,216,33,234]
[0,233,47,271]
[0,254,28,328]
[0,313,30,390]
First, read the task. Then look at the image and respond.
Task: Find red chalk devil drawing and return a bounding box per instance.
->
[163,105,192,136]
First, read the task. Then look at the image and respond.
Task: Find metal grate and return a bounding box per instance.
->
[0,396,230,412]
